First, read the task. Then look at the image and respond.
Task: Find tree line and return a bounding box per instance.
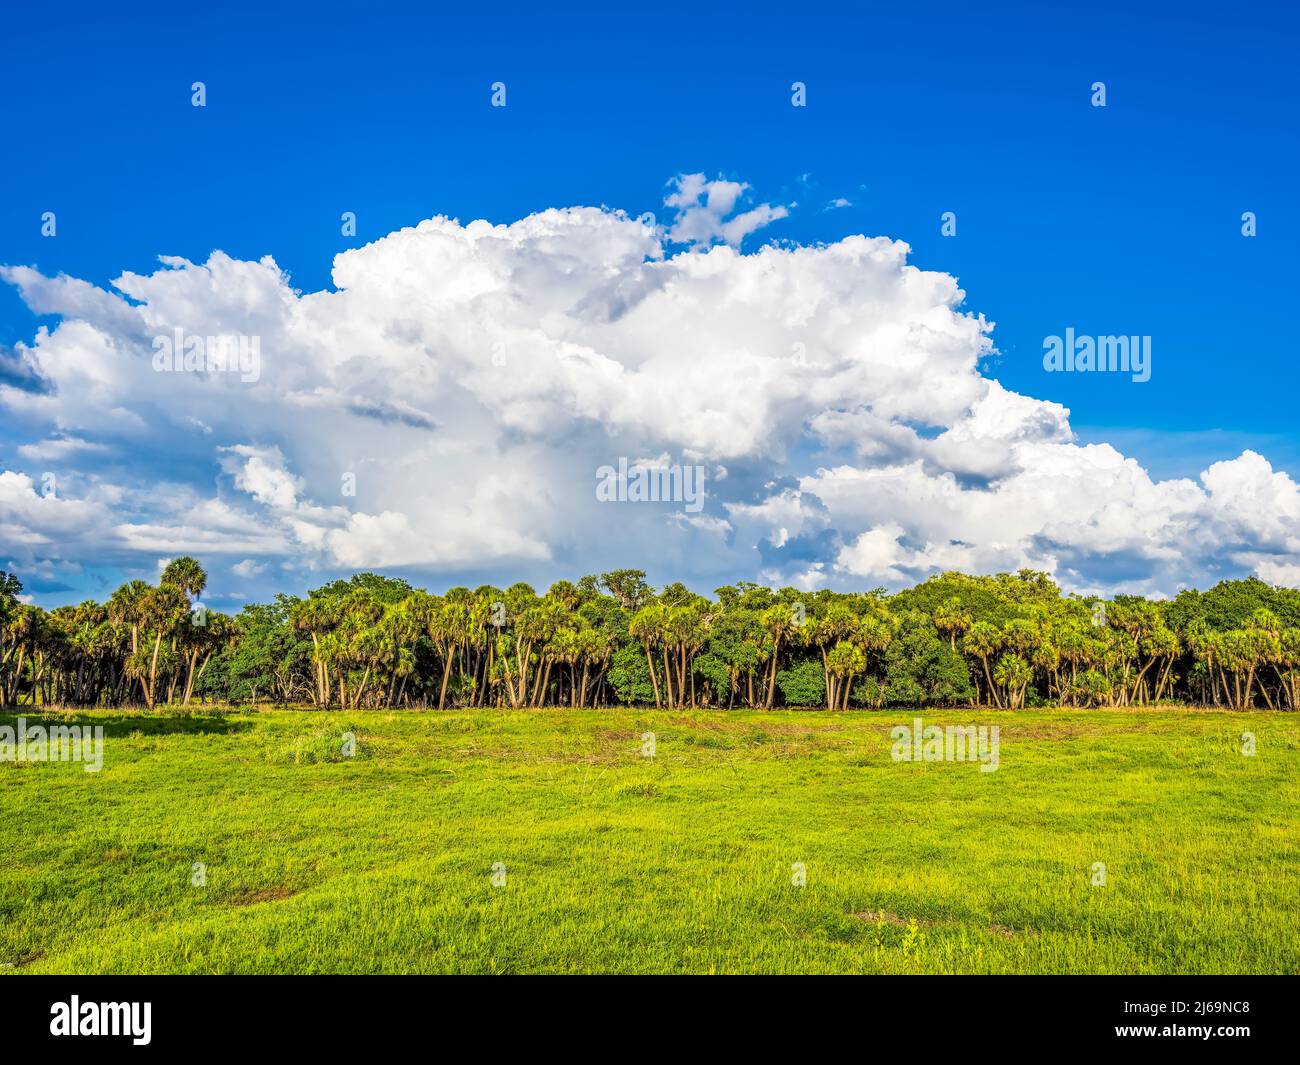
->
[2,560,1299,711]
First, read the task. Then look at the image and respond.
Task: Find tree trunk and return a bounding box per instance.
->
[765,637,782,709]
[182,648,201,705]
[643,644,661,709]
[821,648,833,711]
[981,656,999,708]
[145,632,164,708]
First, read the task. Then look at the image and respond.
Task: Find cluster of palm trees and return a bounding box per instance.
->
[944,602,1182,710]
[286,579,620,711]
[1185,613,1300,711]
[0,558,232,709]
[2,563,1298,711]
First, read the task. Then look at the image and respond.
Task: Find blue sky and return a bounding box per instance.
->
[3,0,1299,607]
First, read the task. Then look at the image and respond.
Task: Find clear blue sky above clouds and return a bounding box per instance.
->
[2,0,1297,606]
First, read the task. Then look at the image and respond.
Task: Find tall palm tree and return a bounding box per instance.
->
[160,556,207,600]
[826,640,865,711]
[963,621,1005,708]
[108,580,151,658]
[759,605,793,709]
[629,604,666,709]
[810,605,855,710]
[934,598,972,652]
[133,584,187,707]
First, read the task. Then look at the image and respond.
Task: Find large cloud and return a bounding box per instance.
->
[3,175,1299,603]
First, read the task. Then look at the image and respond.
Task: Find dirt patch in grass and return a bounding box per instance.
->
[226,884,305,907]
[614,781,665,799]
[857,910,933,928]
[989,923,1033,939]
[856,911,1037,939]
[1000,723,1116,740]
[1,950,47,969]
[740,722,828,736]
[669,715,832,738]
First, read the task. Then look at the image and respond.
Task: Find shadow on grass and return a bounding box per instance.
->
[0,711,254,738]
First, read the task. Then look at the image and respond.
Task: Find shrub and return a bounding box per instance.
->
[775,657,825,707]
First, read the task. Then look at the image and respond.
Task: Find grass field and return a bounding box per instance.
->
[2,706,1297,974]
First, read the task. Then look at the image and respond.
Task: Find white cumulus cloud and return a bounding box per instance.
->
[2,177,1299,601]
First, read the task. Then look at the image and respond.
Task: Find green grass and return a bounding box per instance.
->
[2,706,1297,974]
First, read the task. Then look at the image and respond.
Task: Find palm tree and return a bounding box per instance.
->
[1186,622,1228,706]
[1141,625,1180,703]
[427,599,460,710]
[1246,609,1283,709]
[759,605,793,709]
[934,598,972,652]
[160,556,207,600]
[575,627,613,708]
[1277,628,1300,710]
[825,640,865,711]
[847,613,893,710]
[1031,637,1061,703]
[629,605,665,709]
[338,588,384,708]
[108,580,151,658]
[182,612,234,705]
[131,584,187,707]
[292,593,340,706]
[993,652,1032,709]
[1219,630,1255,709]
[810,605,856,710]
[962,621,1004,707]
